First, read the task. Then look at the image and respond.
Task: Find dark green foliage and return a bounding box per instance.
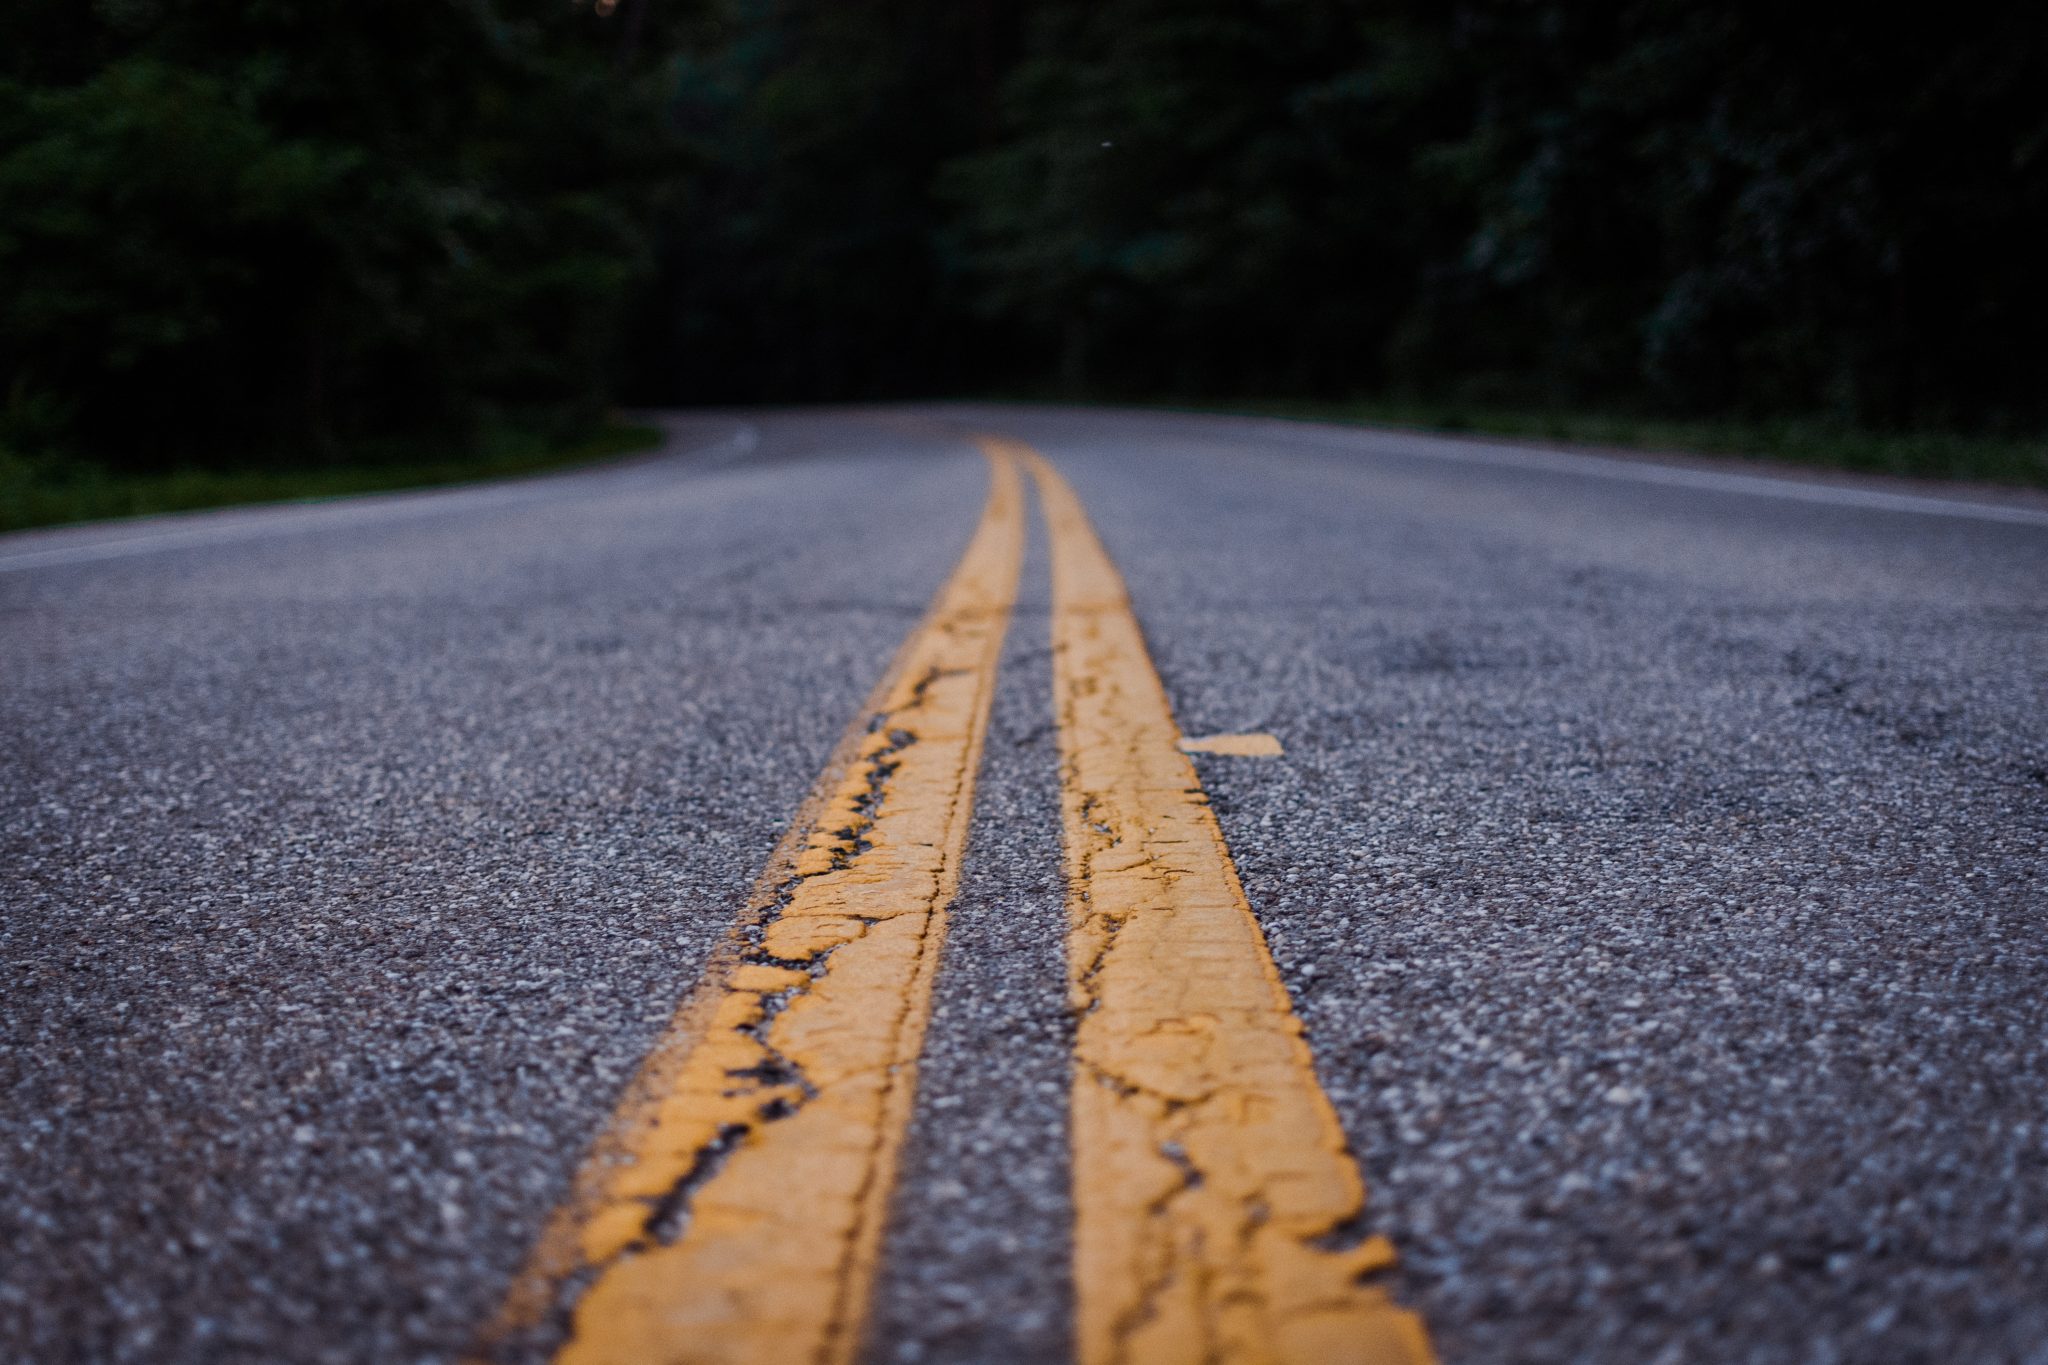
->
[1,0,682,471]
[4,0,2044,492]
[943,2,1395,396]
[940,1,2048,430]
[624,0,1019,403]
[0,421,662,533]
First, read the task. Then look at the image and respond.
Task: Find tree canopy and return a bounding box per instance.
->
[4,1,2043,472]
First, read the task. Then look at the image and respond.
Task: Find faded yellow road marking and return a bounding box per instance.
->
[1009,438,1433,1365]
[1178,732,1285,757]
[483,446,1024,1365]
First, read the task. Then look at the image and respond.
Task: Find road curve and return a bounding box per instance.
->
[3,406,2044,1363]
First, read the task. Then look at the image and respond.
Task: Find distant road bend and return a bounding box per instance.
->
[3,406,2044,1364]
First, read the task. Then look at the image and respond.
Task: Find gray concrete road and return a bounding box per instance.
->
[3,407,2044,1363]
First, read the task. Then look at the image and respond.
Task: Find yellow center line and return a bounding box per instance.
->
[481,445,1025,1365]
[1003,436,1434,1365]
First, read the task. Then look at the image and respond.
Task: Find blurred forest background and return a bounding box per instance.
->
[4,0,2046,524]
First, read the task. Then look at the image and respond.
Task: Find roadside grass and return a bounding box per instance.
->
[0,422,667,534]
[1205,400,2048,490]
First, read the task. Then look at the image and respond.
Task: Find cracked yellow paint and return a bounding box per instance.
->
[1178,733,1285,757]
[1009,438,1434,1365]
[483,446,1025,1365]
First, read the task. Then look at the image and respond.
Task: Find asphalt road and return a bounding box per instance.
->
[3,406,2044,1364]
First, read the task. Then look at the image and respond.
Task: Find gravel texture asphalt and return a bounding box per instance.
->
[3,405,2045,1364]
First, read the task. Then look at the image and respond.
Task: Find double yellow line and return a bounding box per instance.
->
[480,438,1431,1365]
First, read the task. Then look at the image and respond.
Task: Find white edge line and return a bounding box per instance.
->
[1245,418,2048,528]
[0,421,762,574]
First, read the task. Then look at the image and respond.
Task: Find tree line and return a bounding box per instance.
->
[5,1,2044,473]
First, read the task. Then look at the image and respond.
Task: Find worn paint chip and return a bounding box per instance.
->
[1178,732,1285,757]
